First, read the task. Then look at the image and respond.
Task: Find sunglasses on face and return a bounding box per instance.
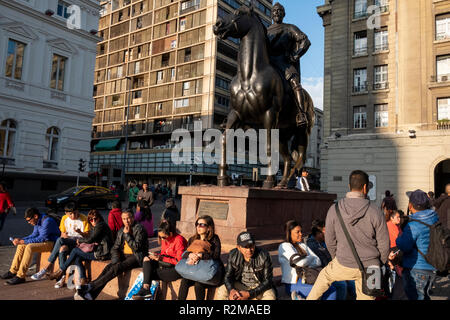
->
[89,218,97,222]
[195,222,208,228]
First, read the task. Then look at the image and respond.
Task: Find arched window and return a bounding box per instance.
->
[0,119,17,159]
[44,127,60,167]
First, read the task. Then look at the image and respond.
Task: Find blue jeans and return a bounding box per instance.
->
[0,213,6,232]
[332,281,348,300]
[402,268,436,300]
[285,281,337,300]
[60,247,96,279]
[47,237,77,267]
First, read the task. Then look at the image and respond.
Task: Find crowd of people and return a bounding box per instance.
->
[0,172,449,301]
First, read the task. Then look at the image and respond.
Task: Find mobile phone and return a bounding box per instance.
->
[392,249,400,255]
[9,237,14,242]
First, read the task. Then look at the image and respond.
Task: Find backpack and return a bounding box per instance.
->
[409,218,450,274]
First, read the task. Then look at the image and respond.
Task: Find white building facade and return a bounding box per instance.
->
[0,0,101,200]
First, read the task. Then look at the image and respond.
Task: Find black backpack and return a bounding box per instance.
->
[409,218,450,274]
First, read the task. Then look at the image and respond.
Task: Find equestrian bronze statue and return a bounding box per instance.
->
[213,3,315,188]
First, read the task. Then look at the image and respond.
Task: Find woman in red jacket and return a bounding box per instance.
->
[132,220,187,300]
[107,201,123,241]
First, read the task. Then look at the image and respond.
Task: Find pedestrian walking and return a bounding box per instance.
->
[0,181,15,245]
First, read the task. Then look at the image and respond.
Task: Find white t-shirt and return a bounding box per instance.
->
[60,214,89,239]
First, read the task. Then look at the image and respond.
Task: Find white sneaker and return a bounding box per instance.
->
[54,275,66,289]
[31,269,47,281]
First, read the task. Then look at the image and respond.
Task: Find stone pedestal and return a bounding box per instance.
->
[177,185,337,245]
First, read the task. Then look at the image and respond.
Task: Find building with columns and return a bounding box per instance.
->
[317,0,450,210]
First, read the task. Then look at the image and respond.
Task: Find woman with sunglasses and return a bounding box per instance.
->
[132,219,187,300]
[177,215,224,300]
[49,209,113,289]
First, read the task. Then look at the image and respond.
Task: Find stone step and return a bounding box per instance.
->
[36,237,287,300]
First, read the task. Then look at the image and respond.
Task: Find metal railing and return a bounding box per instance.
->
[431,74,450,83]
[352,83,368,93]
[373,82,389,90]
[353,47,368,56]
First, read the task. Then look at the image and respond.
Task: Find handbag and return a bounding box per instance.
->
[335,203,387,297]
[289,255,322,285]
[175,257,221,286]
[78,242,95,253]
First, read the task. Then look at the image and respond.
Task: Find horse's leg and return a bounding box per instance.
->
[218,110,241,187]
[276,140,291,189]
[262,107,277,189]
[287,130,308,182]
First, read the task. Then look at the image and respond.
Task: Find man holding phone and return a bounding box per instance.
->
[216,232,276,300]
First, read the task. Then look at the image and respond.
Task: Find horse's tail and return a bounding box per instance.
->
[301,88,315,135]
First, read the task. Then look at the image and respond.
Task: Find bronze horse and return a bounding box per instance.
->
[213,6,315,188]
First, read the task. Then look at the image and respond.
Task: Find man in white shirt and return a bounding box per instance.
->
[296,169,310,191]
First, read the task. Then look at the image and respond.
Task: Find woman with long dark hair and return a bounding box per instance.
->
[278,220,336,300]
[135,199,153,238]
[131,220,187,300]
[49,209,113,289]
[177,215,224,300]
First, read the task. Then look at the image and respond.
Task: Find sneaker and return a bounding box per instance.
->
[0,271,16,280]
[5,276,25,285]
[132,286,152,300]
[54,275,66,289]
[74,289,92,300]
[31,269,47,281]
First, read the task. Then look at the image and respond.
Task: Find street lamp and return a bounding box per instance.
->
[121,75,132,187]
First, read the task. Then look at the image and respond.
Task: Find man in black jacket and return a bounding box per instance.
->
[216,232,276,300]
[434,183,450,229]
[74,210,148,300]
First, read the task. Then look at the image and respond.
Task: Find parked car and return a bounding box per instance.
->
[45,186,119,211]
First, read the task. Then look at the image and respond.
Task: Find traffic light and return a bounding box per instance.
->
[78,158,86,172]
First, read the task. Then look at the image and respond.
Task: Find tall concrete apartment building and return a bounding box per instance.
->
[317,0,450,209]
[90,0,274,190]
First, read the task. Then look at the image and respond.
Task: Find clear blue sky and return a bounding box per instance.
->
[281,0,325,108]
[282,0,325,79]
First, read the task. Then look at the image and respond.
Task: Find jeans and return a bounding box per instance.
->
[142,259,181,285]
[0,213,6,232]
[60,247,96,279]
[89,255,140,300]
[332,281,348,300]
[285,281,337,300]
[402,268,436,300]
[47,237,77,267]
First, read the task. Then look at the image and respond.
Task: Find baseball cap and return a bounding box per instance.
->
[406,189,430,210]
[237,232,255,247]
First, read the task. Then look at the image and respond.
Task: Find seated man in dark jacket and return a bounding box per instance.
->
[74,210,148,300]
[216,232,276,300]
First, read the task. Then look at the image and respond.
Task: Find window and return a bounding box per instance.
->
[353,68,367,93]
[157,70,164,83]
[50,54,67,91]
[171,68,176,81]
[161,53,170,67]
[374,28,388,52]
[375,104,388,127]
[354,0,367,19]
[44,127,60,166]
[354,31,367,56]
[182,81,190,96]
[375,0,389,13]
[117,65,123,78]
[0,119,17,159]
[374,65,388,90]
[175,98,189,108]
[437,55,450,82]
[438,98,450,121]
[57,1,71,19]
[5,39,25,80]
[180,17,187,31]
[353,106,367,129]
[171,40,177,49]
[216,76,230,90]
[436,14,450,41]
[184,47,192,62]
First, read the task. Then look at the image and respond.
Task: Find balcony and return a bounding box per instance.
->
[377,5,389,13]
[353,47,368,57]
[436,33,450,41]
[353,10,368,20]
[373,82,389,90]
[352,83,368,93]
[437,121,450,130]
[431,74,450,83]
[374,43,389,52]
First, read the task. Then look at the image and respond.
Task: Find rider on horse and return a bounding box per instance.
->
[267,2,311,127]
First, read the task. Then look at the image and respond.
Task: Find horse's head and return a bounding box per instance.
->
[213,5,257,40]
